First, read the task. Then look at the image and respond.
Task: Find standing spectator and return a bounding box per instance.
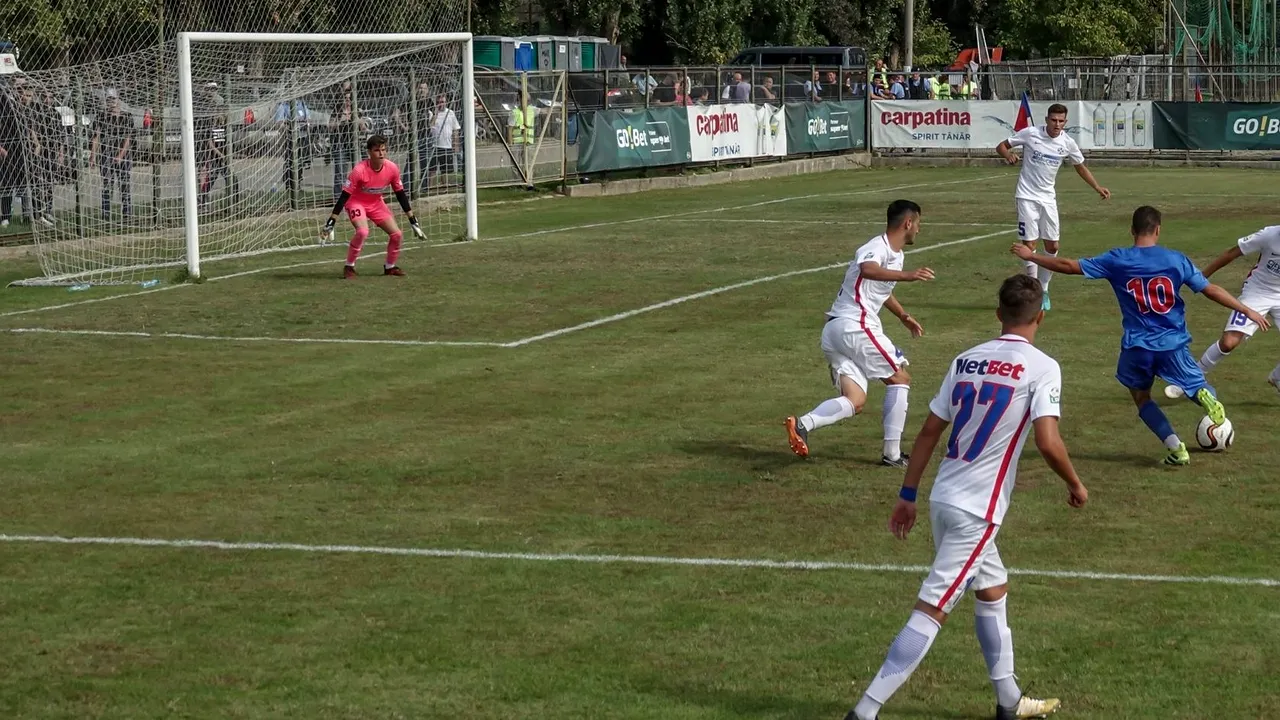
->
[198,111,229,207]
[425,94,460,186]
[693,88,711,105]
[934,72,953,99]
[16,78,57,226]
[273,96,313,193]
[399,82,434,193]
[91,89,133,218]
[868,76,892,100]
[908,72,928,99]
[871,58,889,87]
[755,75,777,102]
[804,70,822,101]
[843,72,865,98]
[957,73,978,99]
[34,87,72,223]
[723,72,751,102]
[668,79,695,106]
[328,80,361,199]
[507,85,537,178]
[888,74,907,99]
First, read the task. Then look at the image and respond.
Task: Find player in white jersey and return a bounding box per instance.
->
[844,274,1088,720]
[1165,224,1280,399]
[785,200,935,467]
[996,104,1110,311]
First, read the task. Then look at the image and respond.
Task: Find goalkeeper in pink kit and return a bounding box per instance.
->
[322,134,424,278]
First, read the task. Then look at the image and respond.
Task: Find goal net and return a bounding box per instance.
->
[6,32,476,286]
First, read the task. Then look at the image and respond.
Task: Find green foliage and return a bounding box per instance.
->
[991,0,1162,57]
[664,0,753,63]
[911,1,959,68]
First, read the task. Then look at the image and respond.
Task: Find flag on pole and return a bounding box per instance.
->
[1013,91,1033,131]
[1194,80,1203,103]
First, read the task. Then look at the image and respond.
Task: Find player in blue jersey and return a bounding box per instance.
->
[1012,206,1271,465]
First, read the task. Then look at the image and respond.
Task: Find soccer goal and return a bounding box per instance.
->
[11,32,477,285]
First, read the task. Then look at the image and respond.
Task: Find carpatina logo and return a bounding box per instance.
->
[880,108,972,129]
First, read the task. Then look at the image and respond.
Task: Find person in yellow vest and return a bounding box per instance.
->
[507,85,538,182]
[957,74,978,99]
[934,73,952,100]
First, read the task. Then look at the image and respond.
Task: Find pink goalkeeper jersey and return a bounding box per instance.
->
[343,159,404,206]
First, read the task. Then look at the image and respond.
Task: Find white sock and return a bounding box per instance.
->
[975,596,1022,709]
[1036,251,1057,293]
[799,396,855,432]
[1199,341,1230,373]
[856,611,942,717]
[385,262,395,269]
[882,385,910,459]
[1023,258,1037,279]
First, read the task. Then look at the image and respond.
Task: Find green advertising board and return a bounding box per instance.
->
[1154,102,1280,150]
[785,100,867,153]
[576,108,692,173]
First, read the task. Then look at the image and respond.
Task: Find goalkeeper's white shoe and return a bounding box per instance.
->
[996,696,1061,719]
[1268,373,1280,395]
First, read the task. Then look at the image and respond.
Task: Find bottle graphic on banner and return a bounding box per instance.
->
[1132,106,1147,147]
[1113,103,1127,146]
[1093,104,1107,147]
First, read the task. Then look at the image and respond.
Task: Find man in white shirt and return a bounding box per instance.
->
[1166,224,1280,398]
[785,200,935,467]
[996,104,1110,311]
[844,274,1088,720]
[426,94,461,182]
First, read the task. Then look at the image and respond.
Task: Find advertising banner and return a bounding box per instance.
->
[871,100,1153,150]
[785,100,868,153]
[1153,102,1280,150]
[576,107,692,173]
[686,103,787,162]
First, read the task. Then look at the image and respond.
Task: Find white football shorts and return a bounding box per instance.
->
[1016,199,1060,243]
[918,502,1008,614]
[1222,286,1280,337]
[821,316,908,392]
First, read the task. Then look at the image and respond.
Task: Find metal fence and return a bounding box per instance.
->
[984,57,1280,103]
[564,66,872,110]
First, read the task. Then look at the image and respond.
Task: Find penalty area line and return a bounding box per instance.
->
[0,534,1275,588]
[3,327,505,348]
[504,229,1017,347]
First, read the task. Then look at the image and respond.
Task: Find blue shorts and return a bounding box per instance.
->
[1116,346,1211,395]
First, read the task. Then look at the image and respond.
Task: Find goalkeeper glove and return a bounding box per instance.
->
[321,216,335,242]
[409,215,425,239]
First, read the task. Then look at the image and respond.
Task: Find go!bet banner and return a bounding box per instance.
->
[871,100,1153,150]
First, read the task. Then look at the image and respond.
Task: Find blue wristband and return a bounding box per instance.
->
[899,486,918,502]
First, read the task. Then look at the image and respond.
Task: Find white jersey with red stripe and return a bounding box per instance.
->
[827,234,903,330]
[927,335,1062,525]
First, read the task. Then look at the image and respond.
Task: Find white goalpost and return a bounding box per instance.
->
[178,32,478,282]
[10,31,478,285]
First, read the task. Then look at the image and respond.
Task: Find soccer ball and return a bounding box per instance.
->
[1195,415,1234,452]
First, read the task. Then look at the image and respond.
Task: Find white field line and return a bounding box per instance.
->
[6,229,1016,349]
[504,229,1017,347]
[660,219,1004,227]
[0,173,1006,321]
[3,327,504,348]
[1,534,1275,588]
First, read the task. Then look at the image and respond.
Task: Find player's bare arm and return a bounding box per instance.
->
[1031,416,1087,507]
[889,412,948,540]
[1201,284,1272,331]
[995,140,1019,165]
[1201,245,1244,278]
[393,188,425,239]
[859,261,935,282]
[884,294,924,337]
[1009,244,1084,274]
[1073,164,1110,199]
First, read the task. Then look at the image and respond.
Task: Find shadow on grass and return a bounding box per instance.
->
[677,439,884,472]
[1070,451,1158,468]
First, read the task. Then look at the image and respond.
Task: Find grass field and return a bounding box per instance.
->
[1,165,1278,719]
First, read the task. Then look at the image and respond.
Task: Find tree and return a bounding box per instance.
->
[664,0,753,63]
[989,0,1161,57]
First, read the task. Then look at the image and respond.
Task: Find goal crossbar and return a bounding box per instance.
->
[176,31,478,279]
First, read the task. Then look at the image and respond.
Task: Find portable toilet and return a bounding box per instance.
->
[579,37,608,70]
[567,38,583,71]
[552,37,569,70]
[529,36,556,70]
[514,41,535,72]
[473,36,504,68]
